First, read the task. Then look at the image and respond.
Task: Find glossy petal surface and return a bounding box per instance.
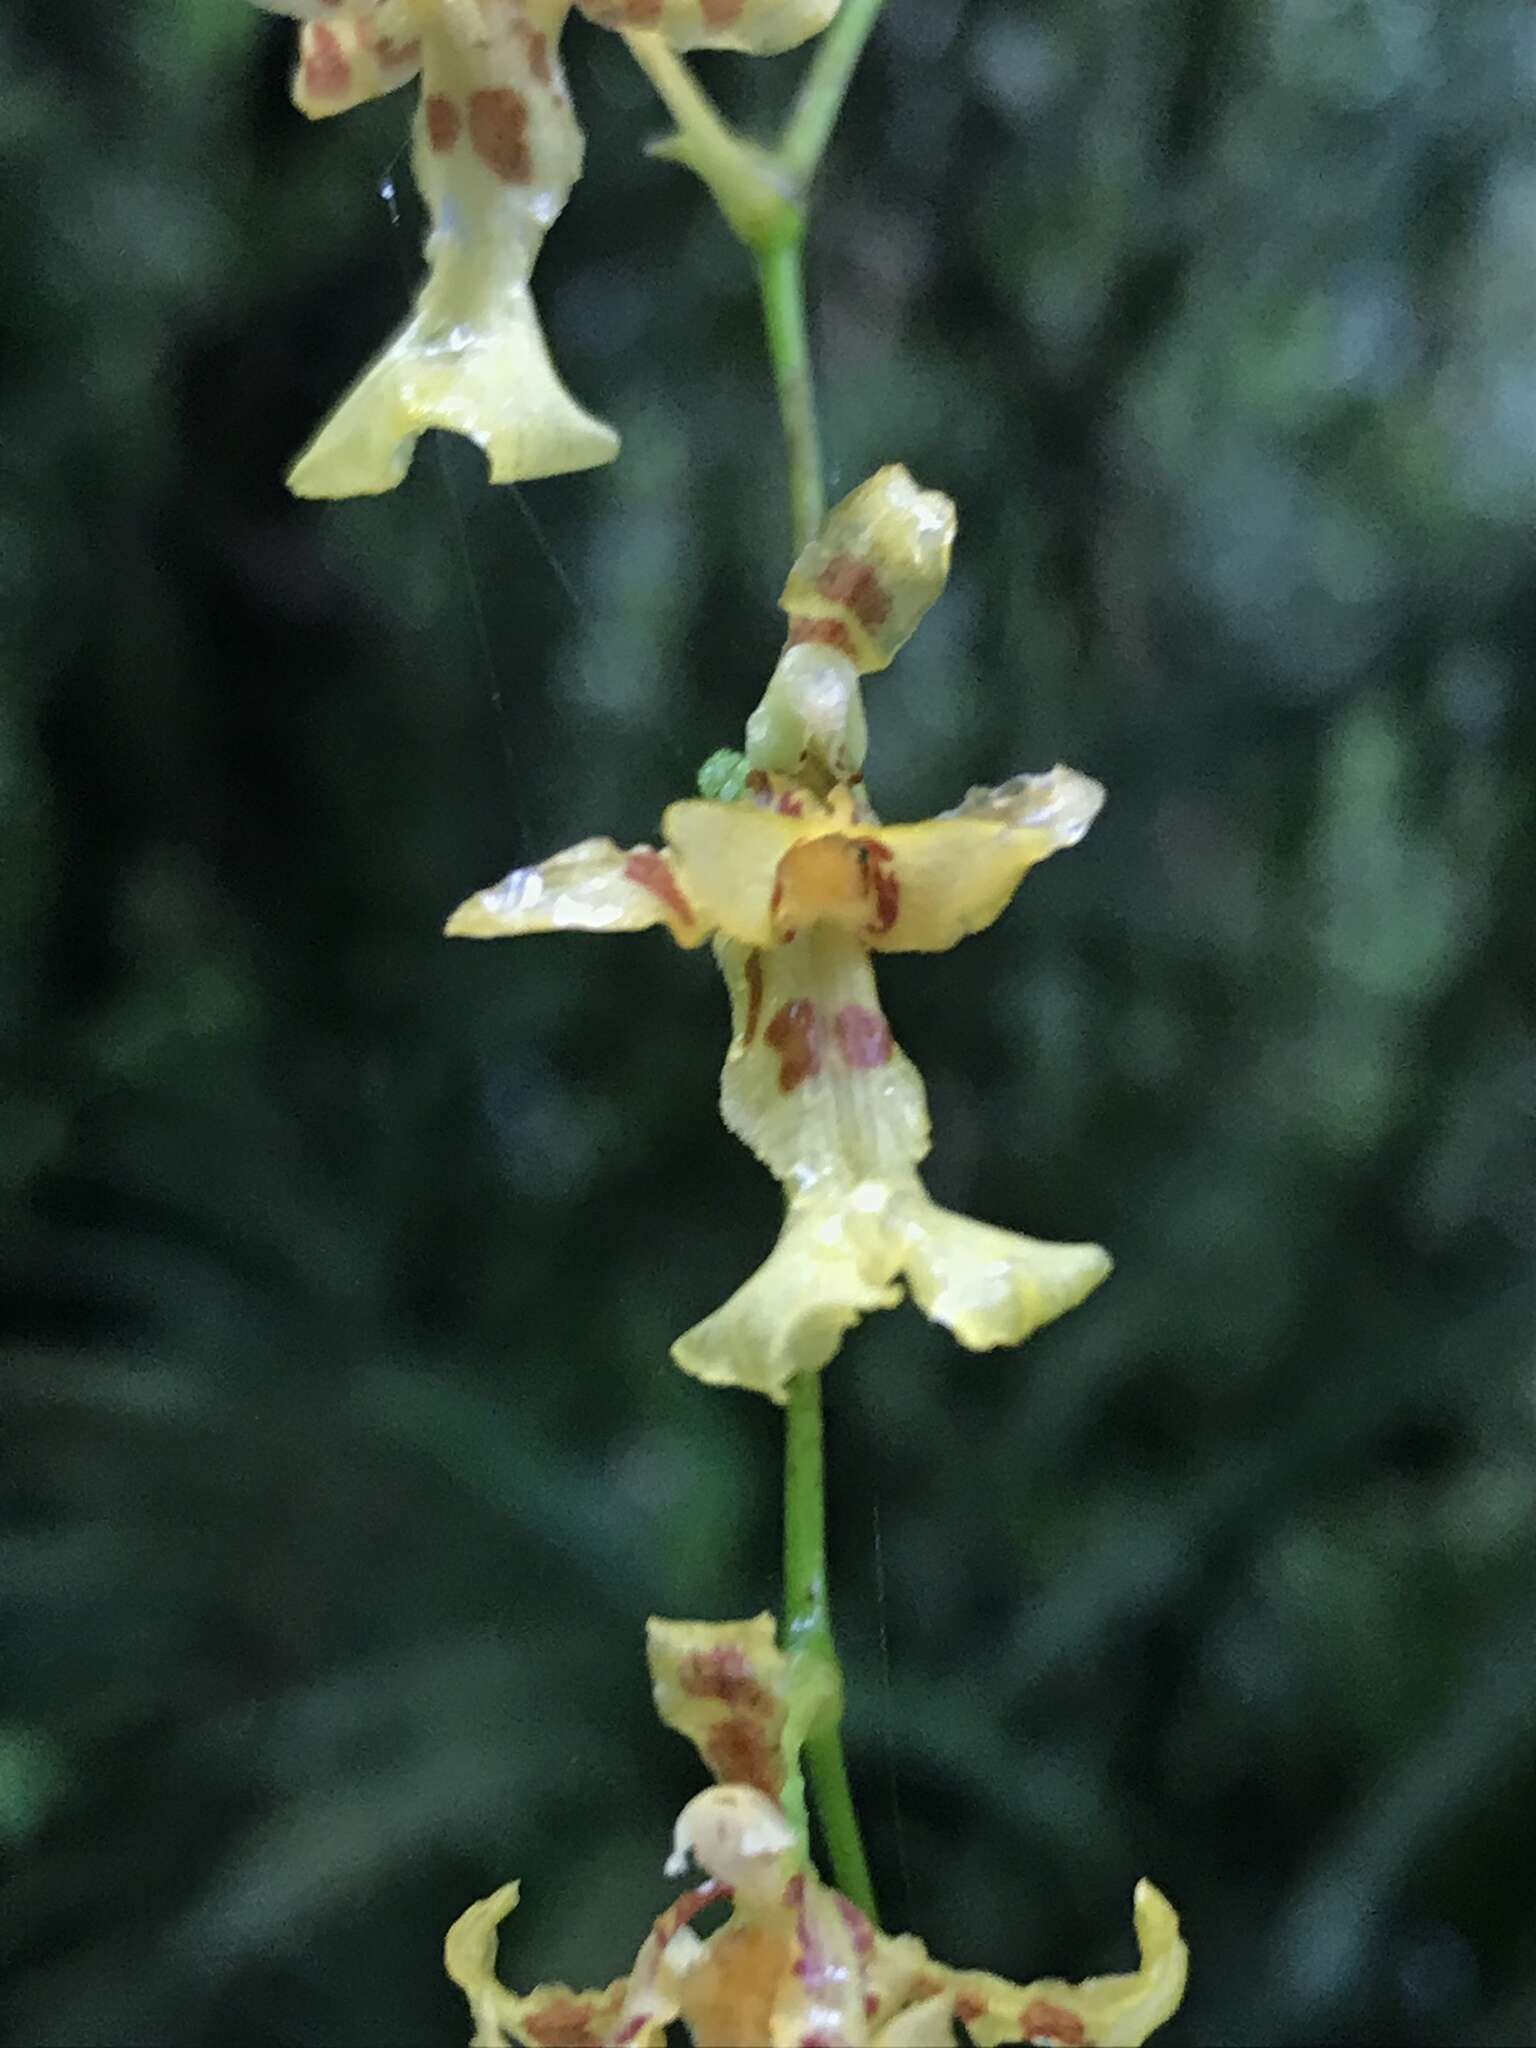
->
[446,836,705,945]
[449,1841,1185,2046]
[869,769,1106,952]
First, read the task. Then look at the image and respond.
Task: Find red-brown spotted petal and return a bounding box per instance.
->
[445,837,708,949]
[767,1870,867,2046]
[866,768,1106,953]
[444,1882,645,2048]
[291,5,419,118]
[944,1883,1187,2048]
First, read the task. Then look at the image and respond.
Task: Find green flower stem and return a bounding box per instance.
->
[754,219,823,552]
[766,0,890,1918]
[755,0,889,551]
[625,3,889,548]
[777,0,890,192]
[624,0,890,1921]
[784,1369,876,1917]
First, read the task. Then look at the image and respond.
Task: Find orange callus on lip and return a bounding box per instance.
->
[770,835,871,935]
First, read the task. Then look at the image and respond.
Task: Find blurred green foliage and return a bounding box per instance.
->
[4,0,1536,2042]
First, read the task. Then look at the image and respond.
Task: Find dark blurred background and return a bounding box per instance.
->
[5,0,1536,2042]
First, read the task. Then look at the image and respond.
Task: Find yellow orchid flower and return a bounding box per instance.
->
[252,0,841,496]
[446,1614,1188,2047]
[447,465,1112,1401]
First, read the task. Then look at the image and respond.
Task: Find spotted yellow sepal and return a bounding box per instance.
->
[646,1613,792,1802]
[778,463,958,673]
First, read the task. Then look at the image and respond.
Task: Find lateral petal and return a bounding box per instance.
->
[445,837,709,946]
[868,769,1106,954]
[866,1929,947,2042]
[766,1872,867,2046]
[605,1884,729,2048]
[949,1882,1188,2048]
[874,1990,959,2046]
[444,1882,523,2048]
[443,1884,640,2048]
[290,7,421,117]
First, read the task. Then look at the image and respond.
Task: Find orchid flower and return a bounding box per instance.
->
[447,466,1112,1401]
[252,0,841,495]
[446,1614,1188,2047]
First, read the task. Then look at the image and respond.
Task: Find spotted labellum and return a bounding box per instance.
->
[446,1614,1188,2046]
[448,465,1113,1401]
[252,0,842,495]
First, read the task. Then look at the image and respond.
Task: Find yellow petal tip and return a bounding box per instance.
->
[286,315,619,501]
[941,764,1107,851]
[902,1201,1112,1351]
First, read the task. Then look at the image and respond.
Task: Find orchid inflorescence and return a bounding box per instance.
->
[252,2,1188,2041]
